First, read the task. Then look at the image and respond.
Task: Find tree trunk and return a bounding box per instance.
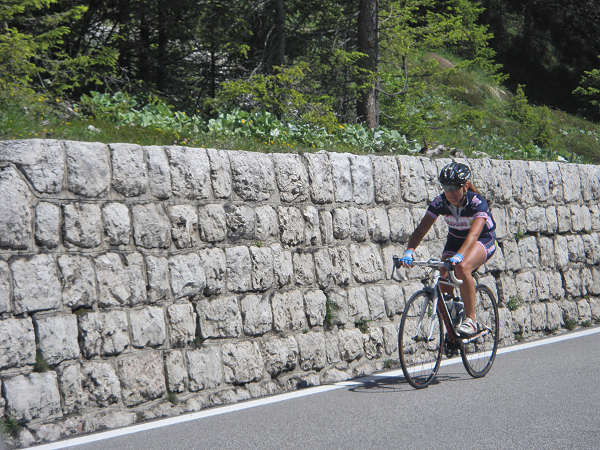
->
[358,0,379,129]
[273,0,285,68]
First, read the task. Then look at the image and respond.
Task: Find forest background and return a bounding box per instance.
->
[1,0,600,163]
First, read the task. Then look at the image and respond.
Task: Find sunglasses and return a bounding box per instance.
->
[441,184,463,192]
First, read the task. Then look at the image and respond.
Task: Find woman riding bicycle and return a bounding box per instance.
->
[400,162,497,337]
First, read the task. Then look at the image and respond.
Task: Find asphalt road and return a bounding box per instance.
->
[26,330,600,450]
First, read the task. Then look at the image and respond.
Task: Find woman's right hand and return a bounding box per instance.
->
[399,249,414,267]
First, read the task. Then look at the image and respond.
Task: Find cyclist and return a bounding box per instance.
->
[399,161,496,336]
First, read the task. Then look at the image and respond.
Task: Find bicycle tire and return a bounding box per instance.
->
[398,290,443,389]
[460,284,499,378]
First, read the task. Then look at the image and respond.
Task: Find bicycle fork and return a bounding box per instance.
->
[413,294,438,343]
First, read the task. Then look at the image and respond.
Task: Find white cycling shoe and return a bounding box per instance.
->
[457,317,478,336]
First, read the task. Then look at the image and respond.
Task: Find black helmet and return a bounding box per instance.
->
[439,162,470,187]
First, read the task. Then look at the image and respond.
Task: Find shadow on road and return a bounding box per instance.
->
[348,371,469,394]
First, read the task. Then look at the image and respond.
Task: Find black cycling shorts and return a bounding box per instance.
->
[442,233,496,261]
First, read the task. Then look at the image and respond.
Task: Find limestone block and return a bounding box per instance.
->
[537,236,555,268]
[555,205,570,233]
[397,155,427,203]
[365,286,385,321]
[132,203,171,248]
[347,286,370,323]
[528,160,550,202]
[82,411,136,434]
[530,303,547,331]
[0,166,33,249]
[65,141,110,197]
[576,299,591,321]
[546,162,564,202]
[325,289,349,326]
[303,290,326,327]
[96,252,146,307]
[117,351,165,406]
[511,305,531,335]
[516,271,536,302]
[296,332,327,370]
[319,210,334,246]
[559,300,578,324]
[547,270,565,299]
[582,234,600,265]
[102,202,130,246]
[187,347,223,391]
[196,248,225,297]
[225,204,255,240]
[273,153,309,203]
[498,307,513,343]
[56,363,85,415]
[582,269,593,297]
[518,235,540,269]
[197,295,242,338]
[78,311,129,358]
[167,204,199,249]
[553,235,569,269]
[272,290,307,332]
[338,329,364,361]
[35,202,60,248]
[0,139,64,193]
[240,294,272,336]
[293,252,315,286]
[382,323,398,355]
[0,261,10,313]
[169,252,205,299]
[388,207,414,242]
[271,244,293,287]
[508,207,526,235]
[262,336,298,377]
[207,149,232,199]
[167,303,197,347]
[349,207,367,242]
[590,268,600,296]
[510,160,534,206]
[110,143,147,196]
[12,255,61,313]
[3,372,61,422]
[130,306,167,348]
[363,327,384,360]
[566,234,585,263]
[559,163,582,203]
[304,152,334,204]
[371,156,400,204]
[497,273,517,305]
[571,204,592,233]
[145,145,171,199]
[278,206,304,246]
[533,270,551,301]
[487,159,513,204]
[81,361,121,407]
[546,302,562,330]
[544,206,558,234]
[579,164,600,202]
[324,331,341,364]
[222,341,264,384]
[330,246,352,286]
[198,204,227,242]
[303,205,321,246]
[367,207,390,243]
[525,206,545,233]
[248,246,273,292]
[225,246,251,293]
[255,205,279,241]
[350,154,374,205]
[166,145,212,199]
[314,248,334,290]
[590,297,600,320]
[350,243,384,283]
[382,284,404,317]
[36,314,80,365]
[63,203,103,248]
[563,268,583,297]
[502,240,521,270]
[145,255,171,302]
[229,151,276,201]
[329,152,353,202]
[165,350,188,393]
[0,317,35,369]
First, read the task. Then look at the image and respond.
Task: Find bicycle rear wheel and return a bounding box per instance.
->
[460,284,499,378]
[398,291,443,389]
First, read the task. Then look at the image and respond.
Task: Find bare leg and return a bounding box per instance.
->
[454,244,488,320]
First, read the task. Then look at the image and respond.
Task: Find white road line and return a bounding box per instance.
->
[27,327,600,450]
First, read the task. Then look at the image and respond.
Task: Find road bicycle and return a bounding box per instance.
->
[391,257,499,389]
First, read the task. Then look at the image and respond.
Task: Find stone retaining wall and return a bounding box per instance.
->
[1,139,599,447]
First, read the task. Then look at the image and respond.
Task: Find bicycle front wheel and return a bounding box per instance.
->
[398,291,443,389]
[460,284,499,378]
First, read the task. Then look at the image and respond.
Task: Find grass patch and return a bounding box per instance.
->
[324,299,340,329]
[168,392,178,405]
[383,359,396,369]
[564,318,577,330]
[33,350,49,372]
[507,296,521,311]
[581,320,592,328]
[514,332,525,342]
[355,317,370,334]
[0,416,23,439]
